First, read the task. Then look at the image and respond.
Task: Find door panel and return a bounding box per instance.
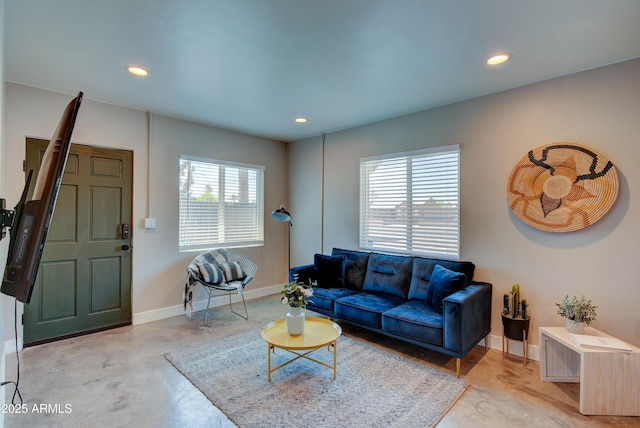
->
[90,257,121,312]
[24,139,133,345]
[47,185,78,242]
[91,187,122,240]
[91,156,122,177]
[39,261,77,321]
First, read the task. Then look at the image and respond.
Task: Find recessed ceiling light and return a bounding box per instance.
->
[127,66,148,76]
[487,53,512,65]
[295,117,307,123]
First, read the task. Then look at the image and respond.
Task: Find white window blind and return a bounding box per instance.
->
[179,156,264,251]
[359,145,460,259]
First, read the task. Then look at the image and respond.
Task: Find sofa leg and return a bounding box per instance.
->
[456,358,461,378]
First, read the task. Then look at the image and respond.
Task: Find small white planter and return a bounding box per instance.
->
[566,319,586,334]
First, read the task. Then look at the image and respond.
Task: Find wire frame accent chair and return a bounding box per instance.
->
[184,248,256,325]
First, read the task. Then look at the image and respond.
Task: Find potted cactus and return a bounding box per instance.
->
[501,283,530,341]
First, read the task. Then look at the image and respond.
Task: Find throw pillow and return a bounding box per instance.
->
[197,262,224,284]
[332,248,370,290]
[221,261,246,282]
[362,253,413,298]
[313,254,346,288]
[426,264,466,314]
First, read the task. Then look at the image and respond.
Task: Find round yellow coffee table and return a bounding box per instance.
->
[260,316,342,382]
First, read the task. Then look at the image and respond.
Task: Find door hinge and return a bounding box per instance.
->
[21,313,24,325]
[23,160,26,172]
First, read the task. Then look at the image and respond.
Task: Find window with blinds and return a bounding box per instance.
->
[179,155,264,251]
[359,145,460,259]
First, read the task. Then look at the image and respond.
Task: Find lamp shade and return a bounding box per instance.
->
[271,205,291,223]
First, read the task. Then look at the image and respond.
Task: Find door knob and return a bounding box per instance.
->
[121,245,130,251]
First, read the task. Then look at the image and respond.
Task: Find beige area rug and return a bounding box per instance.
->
[165,330,468,428]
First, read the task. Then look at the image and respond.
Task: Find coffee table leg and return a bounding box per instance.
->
[333,340,337,380]
[267,343,272,382]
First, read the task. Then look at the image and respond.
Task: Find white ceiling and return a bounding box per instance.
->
[5,0,640,142]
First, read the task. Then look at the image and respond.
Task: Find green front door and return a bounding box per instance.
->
[24,139,133,345]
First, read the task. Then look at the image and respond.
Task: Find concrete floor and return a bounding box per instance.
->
[4,296,640,427]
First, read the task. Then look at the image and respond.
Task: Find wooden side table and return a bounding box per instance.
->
[540,326,640,416]
[501,313,530,366]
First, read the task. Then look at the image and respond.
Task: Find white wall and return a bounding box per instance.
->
[2,83,289,343]
[136,114,289,317]
[288,135,324,261]
[289,58,640,351]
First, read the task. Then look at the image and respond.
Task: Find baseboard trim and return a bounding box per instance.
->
[132,284,282,325]
[2,337,23,356]
[484,333,540,362]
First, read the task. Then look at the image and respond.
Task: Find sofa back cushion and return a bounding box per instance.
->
[426,264,467,313]
[408,257,475,301]
[313,254,346,288]
[362,253,413,298]
[331,248,370,290]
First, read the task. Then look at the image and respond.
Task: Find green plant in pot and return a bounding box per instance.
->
[501,283,530,344]
[502,283,529,319]
[555,295,597,334]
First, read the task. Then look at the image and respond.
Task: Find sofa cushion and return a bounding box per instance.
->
[426,264,466,314]
[331,248,370,290]
[334,292,404,329]
[362,253,413,298]
[382,300,444,346]
[306,287,359,314]
[408,257,475,301]
[313,254,346,288]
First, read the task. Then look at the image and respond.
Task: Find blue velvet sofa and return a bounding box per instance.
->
[290,248,492,377]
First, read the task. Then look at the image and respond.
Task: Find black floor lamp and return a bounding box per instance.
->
[271,204,292,274]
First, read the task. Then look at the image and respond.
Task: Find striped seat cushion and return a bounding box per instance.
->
[221,261,246,282]
[197,262,224,284]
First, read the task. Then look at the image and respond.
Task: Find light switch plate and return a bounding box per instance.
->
[144,218,157,229]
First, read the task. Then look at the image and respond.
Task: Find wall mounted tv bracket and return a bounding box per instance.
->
[0,199,14,241]
[1,170,34,242]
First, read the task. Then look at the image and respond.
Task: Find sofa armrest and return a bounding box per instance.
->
[442,281,492,355]
[289,264,315,283]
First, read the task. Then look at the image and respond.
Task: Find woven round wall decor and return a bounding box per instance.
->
[507,143,619,232]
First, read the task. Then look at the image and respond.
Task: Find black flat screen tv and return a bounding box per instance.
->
[1,92,83,303]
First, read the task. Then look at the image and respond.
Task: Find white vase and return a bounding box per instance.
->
[286,306,305,336]
[566,319,586,334]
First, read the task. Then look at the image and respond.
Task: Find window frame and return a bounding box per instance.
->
[359,144,460,259]
[179,154,265,252]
